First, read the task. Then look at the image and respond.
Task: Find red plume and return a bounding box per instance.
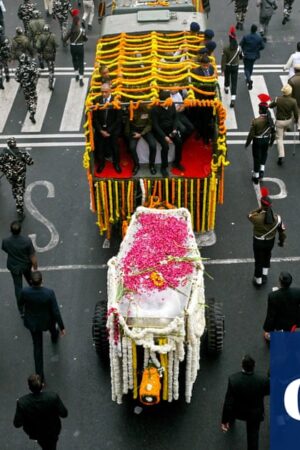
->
[228,25,236,39]
[71,8,80,17]
[260,187,269,197]
[258,93,271,103]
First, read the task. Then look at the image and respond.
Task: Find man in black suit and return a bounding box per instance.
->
[2,220,38,316]
[14,373,68,450]
[151,90,184,177]
[221,355,270,450]
[263,272,300,340]
[19,271,66,382]
[92,83,122,173]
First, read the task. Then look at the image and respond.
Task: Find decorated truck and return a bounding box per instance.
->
[92,206,224,404]
[83,0,228,242]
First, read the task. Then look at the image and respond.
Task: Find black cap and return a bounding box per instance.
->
[279,272,292,285]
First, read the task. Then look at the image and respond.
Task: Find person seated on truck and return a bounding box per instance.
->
[92,83,122,173]
[97,64,111,84]
[151,90,185,178]
[125,102,157,176]
[169,87,194,142]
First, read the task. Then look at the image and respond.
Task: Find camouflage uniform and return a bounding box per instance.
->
[0,27,10,89]
[15,56,39,122]
[18,1,37,35]
[53,0,72,41]
[0,141,34,217]
[11,30,34,61]
[234,0,248,30]
[36,27,58,90]
[283,0,294,24]
[28,14,46,67]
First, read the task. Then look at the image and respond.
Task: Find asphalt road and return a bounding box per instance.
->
[1,1,300,449]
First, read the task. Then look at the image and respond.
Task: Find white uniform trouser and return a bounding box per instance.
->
[43,0,53,14]
[83,0,95,26]
[275,118,293,158]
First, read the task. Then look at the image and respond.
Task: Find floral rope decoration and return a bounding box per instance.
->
[107,307,120,345]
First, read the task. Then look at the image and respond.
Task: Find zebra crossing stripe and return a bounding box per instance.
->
[280,74,289,86]
[248,75,275,120]
[21,78,55,133]
[218,76,238,130]
[0,80,19,133]
[60,78,89,132]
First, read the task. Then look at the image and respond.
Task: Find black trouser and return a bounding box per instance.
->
[194,106,214,143]
[253,237,275,278]
[252,138,269,173]
[94,131,120,167]
[152,130,182,169]
[246,419,261,450]
[30,325,58,380]
[224,65,239,96]
[70,44,84,75]
[129,131,157,165]
[177,112,194,140]
[10,267,32,314]
[243,58,255,83]
[37,436,58,450]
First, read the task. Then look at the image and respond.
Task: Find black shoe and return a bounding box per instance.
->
[239,22,244,30]
[259,170,264,179]
[230,100,235,108]
[39,62,45,70]
[161,167,169,178]
[252,277,262,288]
[282,17,288,25]
[79,79,84,87]
[49,82,54,91]
[17,212,25,222]
[277,157,284,166]
[81,19,86,29]
[132,164,140,176]
[114,164,122,173]
[88,24,92,30]
[75,75,79,82]
[236,22,240,30]
[224,87,229,94]
[247,80,253,90]
[5,75,10,82]
[29,114,36,124]
[262,275,268,284]
[46,9,50,16]
[172,162,185,172]
[149,164,156,175]
[0,82,4,90]
[252,176,259,184]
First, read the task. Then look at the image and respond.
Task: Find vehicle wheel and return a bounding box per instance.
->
[92,300,109,360]
[205,297,224,354]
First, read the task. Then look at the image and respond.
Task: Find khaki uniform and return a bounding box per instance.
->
[11,34,34,60]
[269,95,298,157]
[288,72,300,128]
[36,31,58,89]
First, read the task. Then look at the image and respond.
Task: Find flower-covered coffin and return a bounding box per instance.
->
[107,207,206,404]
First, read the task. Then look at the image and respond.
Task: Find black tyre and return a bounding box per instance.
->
[205,297,225,354]
[92,300,109,360]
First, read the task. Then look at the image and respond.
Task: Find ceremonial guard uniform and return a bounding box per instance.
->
[245,95,275,183]
[18,0,37,35]
[282,0,294,25]
[288,65,300,130]
[0,24,10,89]
[11,27,34,61]
[269,84,298,165]
[63,13,87,86]
[221,26,243,108]
[36,25,58,90]
[233,0,249,30]
[53,0,72,41]
[248,187,286,287]
[15,54,39,124]
[28,10,45,68]
[0,138,34,220]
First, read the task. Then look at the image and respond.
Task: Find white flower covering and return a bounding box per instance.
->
[106,207,206,403]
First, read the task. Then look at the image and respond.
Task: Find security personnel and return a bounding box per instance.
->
[233,0,249,31]
[27,10,45,68]
[63,12,87,86]
[0,137,34,221]
[15,54,39,124]
[18,0,36,35]
[221,25,243,108]
[36,25,58,90]
[282,0,294,25]
[269,84,298,165]
[288,64,300,131]
[53,0,72,42]
[11,27,34,61]
[248,187,286,287]
[0,24,10,89]
[245,95,275,183]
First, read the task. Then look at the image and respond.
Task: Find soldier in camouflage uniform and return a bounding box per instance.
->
[28,10,46,68]
[11,27,34,61]
[0,137,34,221]
[282,0,294,25]
[18,0,37,35]
[36,25,58,90]
[53,0,72,42]
[15,54,39,124]
[0,24,10,90]
[232,0,249,30]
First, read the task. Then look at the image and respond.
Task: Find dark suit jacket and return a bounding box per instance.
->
[19,286,65,332]
[14,391,68,440]
[2,234,35,274]
[222,371,269,423]
[263,287,300,332]
[92,95,122,135]
[151,104,179,140]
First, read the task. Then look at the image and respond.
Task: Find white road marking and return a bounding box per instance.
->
[0,80,19,132]
[22,78,55,133]
[24,181,60,253]
[60,78,89,131]
[218,76,238,130]
[280,75,289,86]
[249,75,275,120]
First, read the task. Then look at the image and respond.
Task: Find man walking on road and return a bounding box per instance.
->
[2,221,37,315]
[82,0,94,30]
[14,374,68,450]
[240,24,264,90]
[282,0,294,25]
[256,0,277,42]
[63,12,87,86]
[221,355,270,450]
[232,0,248,31]
[20,271,66,382]
[15,53,39,124]
[0,24,10,89]
[36,24,58,90]
[288,65,300,132]
[18,0,37,35]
